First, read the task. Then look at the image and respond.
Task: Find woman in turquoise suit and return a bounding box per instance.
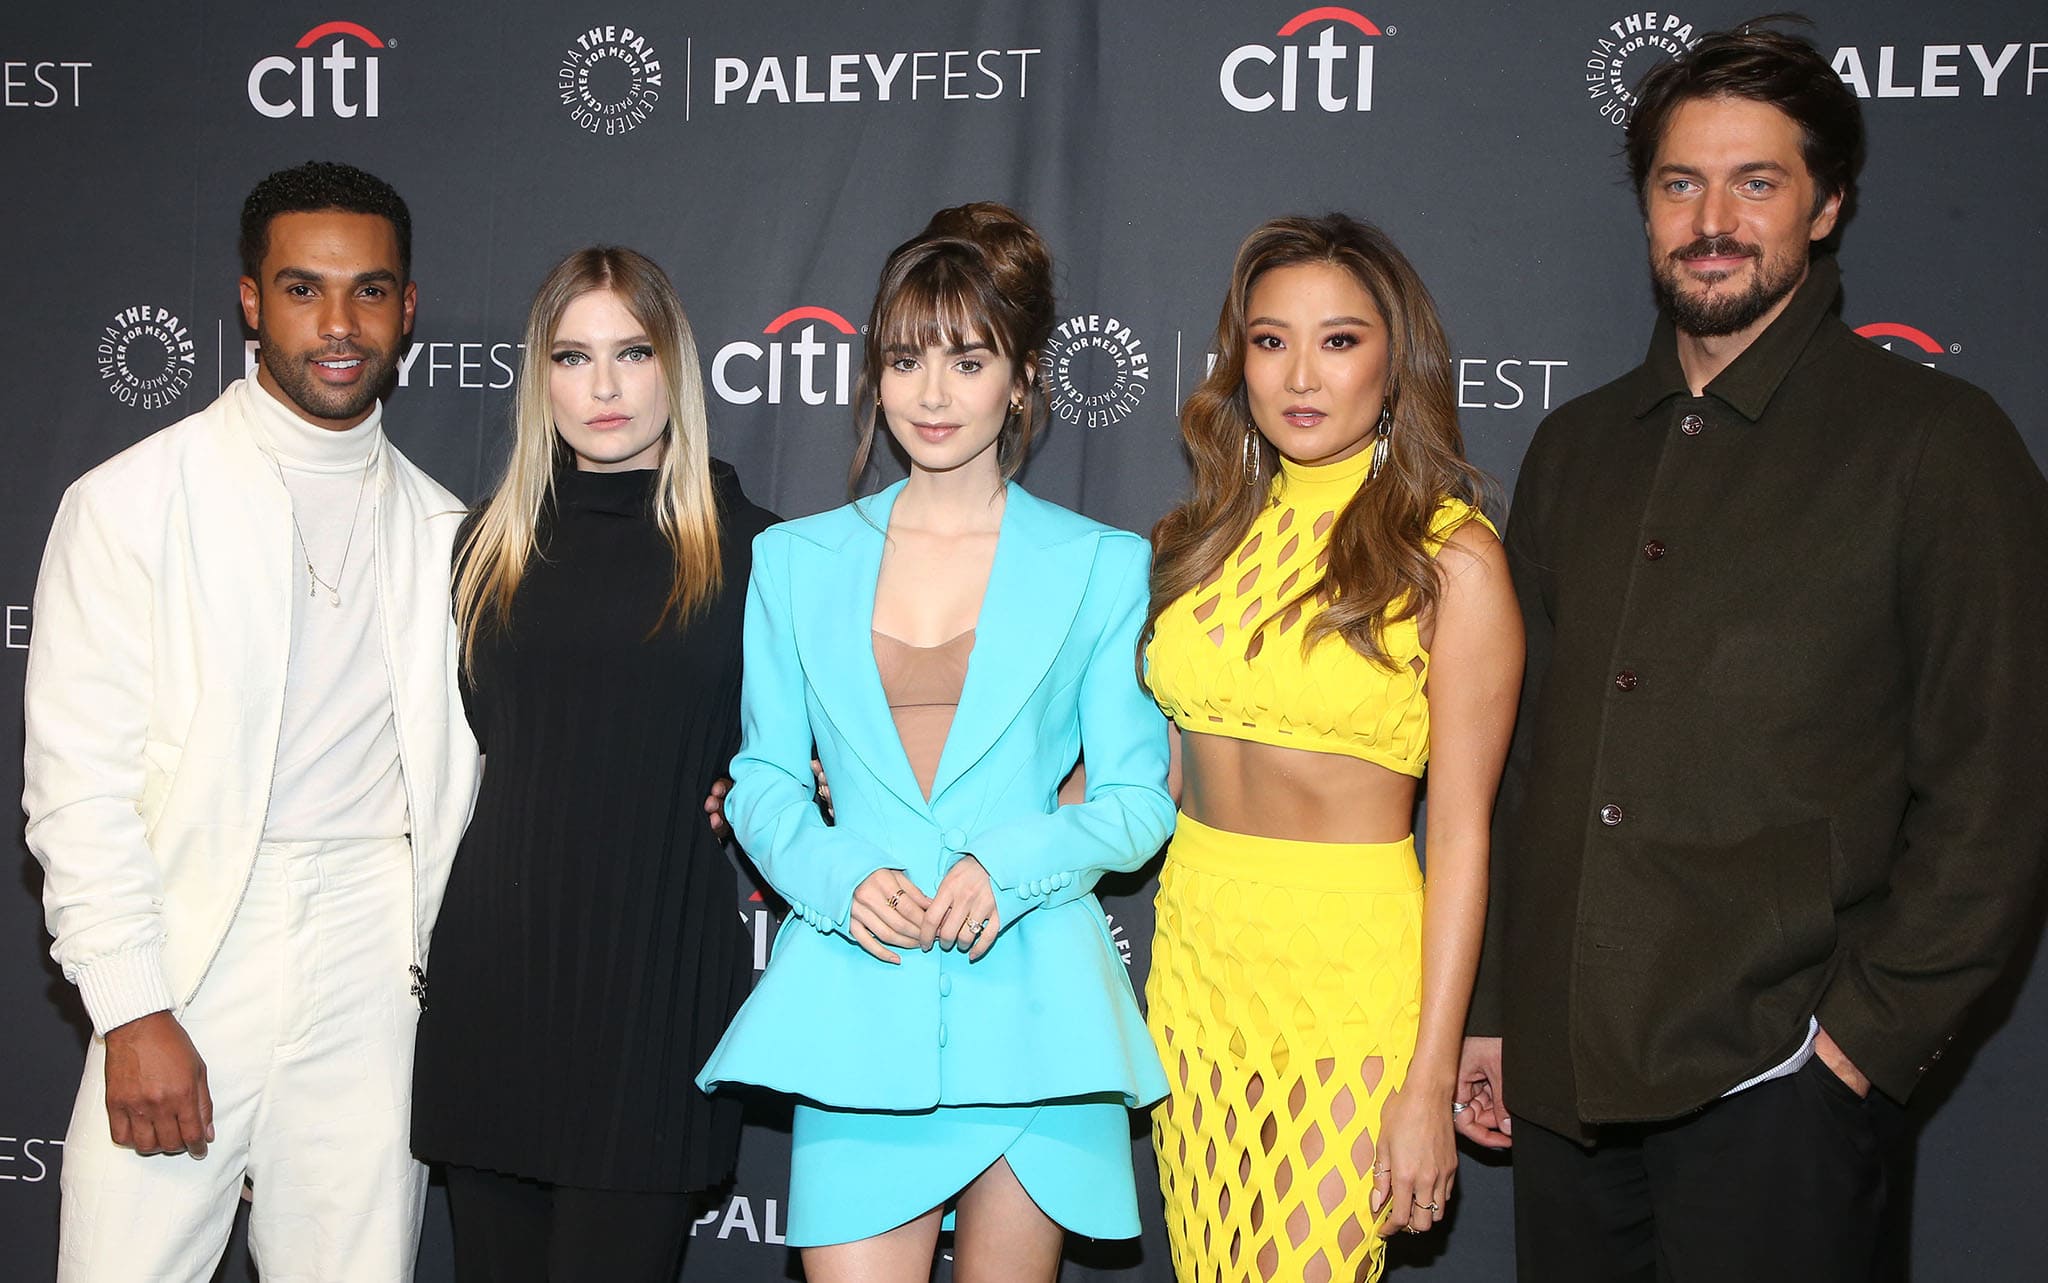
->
[697,203,1172,1281]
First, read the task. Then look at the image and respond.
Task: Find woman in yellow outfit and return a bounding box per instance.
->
[1143,214,1524,1282]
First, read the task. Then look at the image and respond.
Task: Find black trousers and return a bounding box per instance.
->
[443,1164,697,1283]
[1513,1056,1895,1283]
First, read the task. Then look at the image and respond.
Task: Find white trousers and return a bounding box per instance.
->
[58,837,423,1283]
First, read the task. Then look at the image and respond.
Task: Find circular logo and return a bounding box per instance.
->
[1584,13,1699,126]
[96,304,196,411]
[557,26,664,136]
[1041,313,1152,429]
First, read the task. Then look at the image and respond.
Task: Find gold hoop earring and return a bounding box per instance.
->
[1241,425,1262,487]
[1368,403,1393,481]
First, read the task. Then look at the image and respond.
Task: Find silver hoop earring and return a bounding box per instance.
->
[1368,403,1393,481]
[1241,425,1262,487]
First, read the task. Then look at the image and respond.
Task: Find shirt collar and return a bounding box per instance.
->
[1628,254,1843,422]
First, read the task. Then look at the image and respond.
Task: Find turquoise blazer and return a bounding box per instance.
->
[697,481,1173,1111]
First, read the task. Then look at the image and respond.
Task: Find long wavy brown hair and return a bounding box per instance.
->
[1145,214,1487,670]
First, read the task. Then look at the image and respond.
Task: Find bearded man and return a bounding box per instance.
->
[1457,21,2048,1283]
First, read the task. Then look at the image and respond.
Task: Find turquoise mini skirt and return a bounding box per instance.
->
[787,1094,1139,1247]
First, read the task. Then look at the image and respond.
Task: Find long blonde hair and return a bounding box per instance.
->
[1146,214,1486,670]
[456,247,722,672]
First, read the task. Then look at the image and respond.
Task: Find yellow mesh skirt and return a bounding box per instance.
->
[1147,813,1423,1283]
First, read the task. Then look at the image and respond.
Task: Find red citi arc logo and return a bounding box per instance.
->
[1221,7,1383,113]
[711,307,859,407]
[1854,322,1954,367]
[248,20,386,119]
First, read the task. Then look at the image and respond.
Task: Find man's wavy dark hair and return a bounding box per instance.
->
[238,160,412,281]
[1626,14,1864,244]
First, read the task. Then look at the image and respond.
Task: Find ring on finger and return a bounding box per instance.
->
[885,889,903,909]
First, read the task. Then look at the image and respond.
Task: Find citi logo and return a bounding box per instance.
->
[247,20,386,119]
[1221,6,1384,113]
[711,307,858,407]
[1831,43,2046,99]
[1854,322,1958,368]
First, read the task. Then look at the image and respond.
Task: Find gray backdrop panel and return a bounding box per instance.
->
[3,2,2042,1279]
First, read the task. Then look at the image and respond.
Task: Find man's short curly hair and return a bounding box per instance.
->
[238,161,412,282]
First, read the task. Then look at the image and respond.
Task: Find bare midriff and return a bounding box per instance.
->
[1179,729,1416,844]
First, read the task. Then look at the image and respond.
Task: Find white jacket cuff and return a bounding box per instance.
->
[73,944,176,1037]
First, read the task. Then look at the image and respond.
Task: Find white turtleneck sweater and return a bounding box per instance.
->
[248,377,410,840]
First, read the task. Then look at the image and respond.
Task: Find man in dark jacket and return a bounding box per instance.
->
[1457,20,2048,1282]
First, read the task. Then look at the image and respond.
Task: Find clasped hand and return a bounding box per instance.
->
[850,858,999,964]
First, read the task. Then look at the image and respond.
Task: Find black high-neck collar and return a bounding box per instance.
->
[555,465,658,517]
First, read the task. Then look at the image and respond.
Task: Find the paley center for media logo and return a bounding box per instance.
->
[1584,11,1701,126]
[97,303,197,411]
[1221,6,1388,113]
[247,19,388,119]
[1041,313,1152,429]
[559,24,665,135]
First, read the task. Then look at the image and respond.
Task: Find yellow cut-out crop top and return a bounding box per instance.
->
[1145,447,1493,777]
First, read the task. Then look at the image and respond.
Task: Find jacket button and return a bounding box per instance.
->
[943,827,967,849]
[1599,803,1625,826]
[1642,539,1667,561]
[1614,670,1639,691]
[1680,413,1704,436]
[939,974,953,997]
[938,1024,949,1047]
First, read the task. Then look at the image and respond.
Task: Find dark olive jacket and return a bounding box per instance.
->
[1470,257,2048,1138]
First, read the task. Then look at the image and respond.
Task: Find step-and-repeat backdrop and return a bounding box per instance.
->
[5,3,2044,1279]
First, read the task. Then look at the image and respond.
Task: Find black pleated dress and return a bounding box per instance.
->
[412,461,775,1192]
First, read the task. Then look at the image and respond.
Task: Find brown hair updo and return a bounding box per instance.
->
[850,202,1056,491]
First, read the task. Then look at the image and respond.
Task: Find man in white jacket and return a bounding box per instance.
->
[23,161,479,1281]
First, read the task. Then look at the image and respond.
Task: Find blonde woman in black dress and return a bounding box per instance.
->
[412,247,774,1282]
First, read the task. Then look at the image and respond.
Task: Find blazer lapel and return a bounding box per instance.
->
[200,382,296,701]
[929,485,1098,802]
[789,482,933,817]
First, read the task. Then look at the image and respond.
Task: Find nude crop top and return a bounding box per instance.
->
[875,628,974,800]
[1144,447,1493,777]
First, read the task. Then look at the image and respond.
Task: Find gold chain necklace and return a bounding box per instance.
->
[264,443,376,608]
